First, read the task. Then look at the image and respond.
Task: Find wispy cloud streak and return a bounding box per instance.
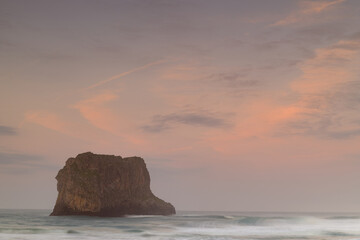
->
[85,59,166,90]
[0,125,17,136]
[273,0,346,26]
[142,112,232,133]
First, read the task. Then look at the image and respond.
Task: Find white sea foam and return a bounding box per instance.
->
[1,210,360,240]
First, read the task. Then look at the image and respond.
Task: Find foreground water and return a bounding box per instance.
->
[1,209,360,240]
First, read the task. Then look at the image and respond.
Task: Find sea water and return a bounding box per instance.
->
[1,209,360,239]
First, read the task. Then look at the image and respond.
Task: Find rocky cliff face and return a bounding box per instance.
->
[50,152,175,216]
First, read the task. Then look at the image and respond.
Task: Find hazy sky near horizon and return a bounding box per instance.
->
[1,0,360,212]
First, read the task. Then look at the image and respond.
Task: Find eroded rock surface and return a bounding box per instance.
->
[50,152,175,216]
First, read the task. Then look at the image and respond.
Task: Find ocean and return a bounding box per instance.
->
[1,209,360,240]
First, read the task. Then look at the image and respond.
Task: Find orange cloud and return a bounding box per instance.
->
[292,39,359,96]
[275,37,360,135]
[273,0,346,26]
[301,0,346,14]
[202,36,360,155]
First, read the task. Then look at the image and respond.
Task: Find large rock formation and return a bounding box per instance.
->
[50,152,175,216]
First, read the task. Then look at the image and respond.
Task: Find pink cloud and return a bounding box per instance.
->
[72,92,146,145]
[72,92,119,132]
[26,111,68,134]
[201,36,360,155]
[24,111,89,140]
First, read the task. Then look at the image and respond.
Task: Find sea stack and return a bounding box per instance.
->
[50,152,175,216]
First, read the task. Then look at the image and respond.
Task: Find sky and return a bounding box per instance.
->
[1,0,360,212]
